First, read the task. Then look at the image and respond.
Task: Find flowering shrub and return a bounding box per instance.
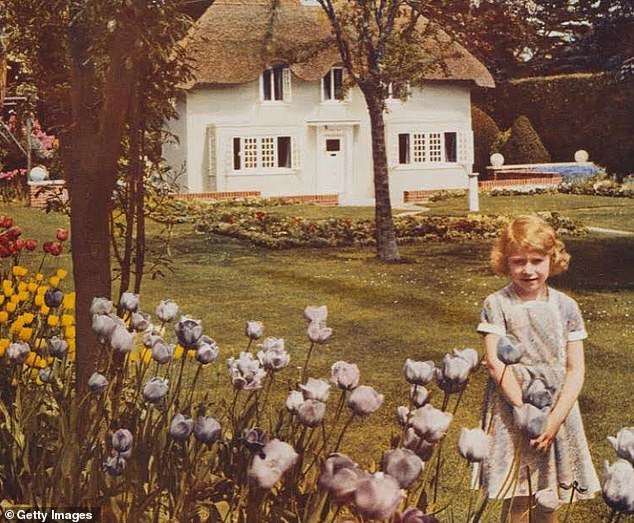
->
[0,168,28,202]
[192,207,585,249]
[488,175,634,199]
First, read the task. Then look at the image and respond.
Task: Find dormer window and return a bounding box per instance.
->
[387,82,410,101]
[261,65,291,102]
[322,67,347,101]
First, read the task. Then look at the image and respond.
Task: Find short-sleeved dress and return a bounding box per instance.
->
[473,284,600,500]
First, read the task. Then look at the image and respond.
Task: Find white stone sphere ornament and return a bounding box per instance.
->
[490,153,504,167]
[574,149,589,162]
[29,165,49,182]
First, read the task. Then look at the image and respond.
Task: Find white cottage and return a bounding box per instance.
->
[165,0,495,206]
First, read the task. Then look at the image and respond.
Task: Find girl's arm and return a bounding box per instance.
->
[483,333,524,407]
[531,340,585,451]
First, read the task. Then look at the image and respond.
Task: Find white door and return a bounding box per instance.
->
[318,134,345,194]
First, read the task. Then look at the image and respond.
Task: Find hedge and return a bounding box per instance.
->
[474,72,634,176]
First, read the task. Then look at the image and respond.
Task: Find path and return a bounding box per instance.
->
[587,226,634,237]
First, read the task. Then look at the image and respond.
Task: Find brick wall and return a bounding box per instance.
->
[170,191,339,207]
[403,190,442,203]
[28,181,68,209]
[479,175,562,190]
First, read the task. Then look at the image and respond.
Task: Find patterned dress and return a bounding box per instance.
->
[473,284,600,500]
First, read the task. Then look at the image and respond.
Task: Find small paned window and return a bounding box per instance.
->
[323,67,345,101]
[262,66,287,101]
[232,136,293,170]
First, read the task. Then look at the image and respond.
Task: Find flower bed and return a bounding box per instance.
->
[192,204,585,249]
[486,176,634,199]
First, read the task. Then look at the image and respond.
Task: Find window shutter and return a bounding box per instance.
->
[458,130,474,164]
[207,126,217,189]
[291,136,301,169]
[283,68,292,102]
[387,130,398,168]
[225,137,234,177]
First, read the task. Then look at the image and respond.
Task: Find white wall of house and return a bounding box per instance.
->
[163,72,474,206]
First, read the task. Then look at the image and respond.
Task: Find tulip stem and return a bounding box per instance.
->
[562,482,577,523]
[301,342,315,383]
[333,413,355,453]
[186,364,203,409]
[432,438,444,504]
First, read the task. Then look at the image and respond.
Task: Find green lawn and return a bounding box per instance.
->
[3,196,634,521]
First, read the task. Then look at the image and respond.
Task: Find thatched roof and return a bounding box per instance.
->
[181,0,494,89]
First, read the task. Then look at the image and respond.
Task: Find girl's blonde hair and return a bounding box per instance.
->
[490,215,570,276]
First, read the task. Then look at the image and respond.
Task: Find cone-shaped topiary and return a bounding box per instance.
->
[501,115,551,164]
[472,106,501,177]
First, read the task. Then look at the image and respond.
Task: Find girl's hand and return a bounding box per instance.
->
[530,414,562,452]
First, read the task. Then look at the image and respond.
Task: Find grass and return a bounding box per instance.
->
[4,195,634,522]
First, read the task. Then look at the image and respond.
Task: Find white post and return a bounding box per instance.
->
[468,172,480,213]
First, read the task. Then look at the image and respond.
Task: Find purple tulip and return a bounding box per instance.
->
[402,359,435,386]
[348,385,384,416]
[318,453,366,503]
[409,404,452,443]
[382,448,423,488]
[331,361,360,390]
[608,427,634,465]
[245,320,264,340]
[249,439,299,489]
[353,472,404,520]
[458,427,489,463]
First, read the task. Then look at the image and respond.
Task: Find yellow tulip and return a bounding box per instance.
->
[49,276,60,287]
[22,313,35,324]
[64,325,76,339]
[10,294,19,304]
[0,311,8,323]
[37,286,47,295]
[56,268,68,279]
[17,282,28,292]
[3,280,14,296]
[142,348,153,365]
[174,345,184,359]
[47,315,60,327]
[19,328,33,342]
[0,338,9,357]
[12,266,28,277]
[10,321,23,334]
[24,352,38,367]
[67,339,76,352]
[34,338,47,351]
[27,282,38,293]
[18,291,30,302]
[63,292,76,310]
[40,304,50,315]
[35,295,44,307]
[0,295,4,305]
[35,273,44,282]
[5,302,17,313]
[61,314,75,327]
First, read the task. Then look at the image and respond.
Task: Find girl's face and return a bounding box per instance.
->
[507,248,551,300]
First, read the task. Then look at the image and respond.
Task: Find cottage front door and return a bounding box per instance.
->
[318,133,345,194]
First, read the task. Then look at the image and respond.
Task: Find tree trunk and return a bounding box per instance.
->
[65,144,115,390]
[365,95,400,261]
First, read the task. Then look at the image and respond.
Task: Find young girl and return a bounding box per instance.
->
[475,215,600,522]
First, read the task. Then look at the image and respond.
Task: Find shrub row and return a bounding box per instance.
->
[474,72,634,176]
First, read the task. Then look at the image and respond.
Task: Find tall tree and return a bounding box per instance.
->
[316,0,428,262]
[2,0,192,389]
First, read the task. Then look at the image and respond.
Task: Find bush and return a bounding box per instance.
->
[500,115,552,165]
[471,106,500,176]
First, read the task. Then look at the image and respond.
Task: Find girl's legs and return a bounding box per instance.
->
[501,496,531,523]
[501,496,559,523]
